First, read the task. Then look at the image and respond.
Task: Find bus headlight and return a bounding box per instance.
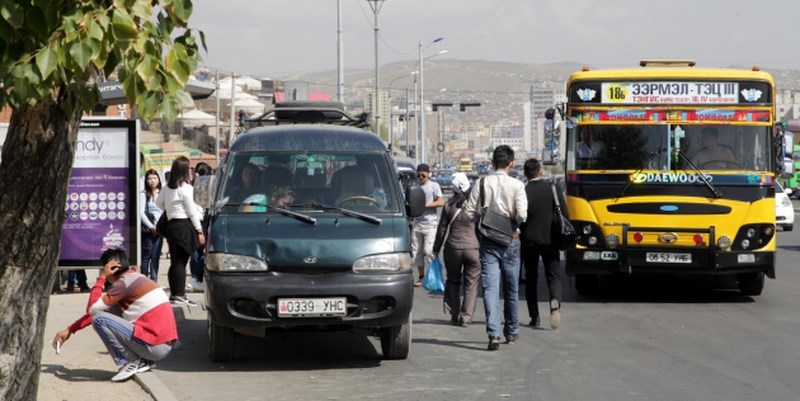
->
[206,253,268,272]
[733,224,775,250]
[718,236,732,250]
[605,233,619,249]
[353,253,412,272]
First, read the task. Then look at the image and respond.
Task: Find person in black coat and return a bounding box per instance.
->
[519,158,566,330]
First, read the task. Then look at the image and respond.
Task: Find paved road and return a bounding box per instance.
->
[144,226,800,401]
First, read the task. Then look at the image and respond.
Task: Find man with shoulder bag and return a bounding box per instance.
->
[519,158,567,331]
[464,145,528,350]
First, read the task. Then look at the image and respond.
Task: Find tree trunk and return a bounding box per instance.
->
[0,86,82,401]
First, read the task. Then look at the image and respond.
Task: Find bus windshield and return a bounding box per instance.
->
[566,124,770,172]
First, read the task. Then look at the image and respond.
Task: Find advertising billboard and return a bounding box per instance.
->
[59,119,140,267]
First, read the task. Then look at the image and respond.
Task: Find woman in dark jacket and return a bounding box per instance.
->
[433,173,480,327]
[520,158,566,330]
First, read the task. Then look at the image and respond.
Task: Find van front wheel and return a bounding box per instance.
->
[380,314,411,360]
[208,315,235,362]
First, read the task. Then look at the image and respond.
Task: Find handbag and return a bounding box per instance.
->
[155,211,168,237]
[550,182,576,250]
[422,257,445,293]
[477,177,516,246]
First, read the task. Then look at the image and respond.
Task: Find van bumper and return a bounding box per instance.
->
[204,270,414,331]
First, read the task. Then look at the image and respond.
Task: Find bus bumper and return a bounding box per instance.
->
[565,248,775,278]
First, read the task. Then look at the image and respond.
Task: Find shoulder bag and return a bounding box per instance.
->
[550,181,576,250]
[477,177,516,246]
[155,211,168,237]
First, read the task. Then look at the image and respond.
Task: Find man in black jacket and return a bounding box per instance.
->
[520,158,564,330]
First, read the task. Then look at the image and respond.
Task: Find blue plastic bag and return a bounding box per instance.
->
[422,257,445,293]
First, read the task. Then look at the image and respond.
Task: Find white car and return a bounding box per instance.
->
[775,182,794,231]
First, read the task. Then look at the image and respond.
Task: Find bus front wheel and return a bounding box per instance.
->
[737,272,765,296]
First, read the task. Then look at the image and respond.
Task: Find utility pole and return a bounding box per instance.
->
[336,0,344,104]
[367,0,385,135]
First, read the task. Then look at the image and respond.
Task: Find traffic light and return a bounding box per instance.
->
[459,102,481,111]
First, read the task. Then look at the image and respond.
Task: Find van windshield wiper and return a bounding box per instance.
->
[291,202,382,225]
[269,206,317,225]
[222,198,317,225]
[675,150,722,198]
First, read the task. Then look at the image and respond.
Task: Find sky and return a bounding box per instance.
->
[189,0,800,77]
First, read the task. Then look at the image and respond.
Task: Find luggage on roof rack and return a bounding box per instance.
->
[238,101,370,129]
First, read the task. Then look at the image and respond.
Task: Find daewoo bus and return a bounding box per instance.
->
[546,60,786,296]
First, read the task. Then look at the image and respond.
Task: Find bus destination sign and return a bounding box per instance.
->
[570,80,772,105]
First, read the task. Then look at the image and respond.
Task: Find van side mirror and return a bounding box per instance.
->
[193,175,216,209]
[405,184,426,218]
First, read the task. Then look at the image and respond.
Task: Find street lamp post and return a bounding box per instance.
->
[418,37,444,164]
[387,72,415,151]
[367,0,385,135]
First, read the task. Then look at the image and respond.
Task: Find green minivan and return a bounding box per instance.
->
[195,124,425,361]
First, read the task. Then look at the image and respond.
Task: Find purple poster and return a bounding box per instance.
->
[59,119,138,266]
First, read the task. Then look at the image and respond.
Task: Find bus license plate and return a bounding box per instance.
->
[646,252,691,264]
[278,297,347,317]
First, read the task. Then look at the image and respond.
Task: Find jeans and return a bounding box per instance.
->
[92,311,172,366]
[480,238,521,339]
[190,250,205,282]
[141,230,163,281]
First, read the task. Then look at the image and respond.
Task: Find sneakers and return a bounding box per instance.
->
[458,318,469,328]
[170,295,197,306]
[187,277,205,292]
[550,299,561,330]
[487,336,501,351]
[505,335,519,344]
[111,359,152,382]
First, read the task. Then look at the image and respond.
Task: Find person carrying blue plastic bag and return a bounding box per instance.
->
[422,257,445,293]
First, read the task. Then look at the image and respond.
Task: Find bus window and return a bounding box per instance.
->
[568,124,769,172]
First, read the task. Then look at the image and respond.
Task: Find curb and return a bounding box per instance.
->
[133,300,192,401]
[136,371,179,401]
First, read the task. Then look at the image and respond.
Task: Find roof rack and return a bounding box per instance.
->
[639,59,696,68]
[238,101,370,130]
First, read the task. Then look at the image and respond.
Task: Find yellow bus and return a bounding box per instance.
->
[459,156,473,172]
[547,60,784,296]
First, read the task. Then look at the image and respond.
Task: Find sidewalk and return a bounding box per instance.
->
[39,259,181,401]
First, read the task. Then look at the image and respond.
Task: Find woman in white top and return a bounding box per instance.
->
[156,156,205,306]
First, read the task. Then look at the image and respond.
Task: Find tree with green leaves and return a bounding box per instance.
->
[0,1,203,399]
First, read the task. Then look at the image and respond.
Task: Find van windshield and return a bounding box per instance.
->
[221,152,400,213]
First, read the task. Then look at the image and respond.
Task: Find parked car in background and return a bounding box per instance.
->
[776,181,794,231]
[476,163,491,176]
[432,169,455,192]
[395,156,420,189]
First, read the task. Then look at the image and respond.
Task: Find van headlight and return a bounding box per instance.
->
[206,253,268,272]
[353,253,412,272]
